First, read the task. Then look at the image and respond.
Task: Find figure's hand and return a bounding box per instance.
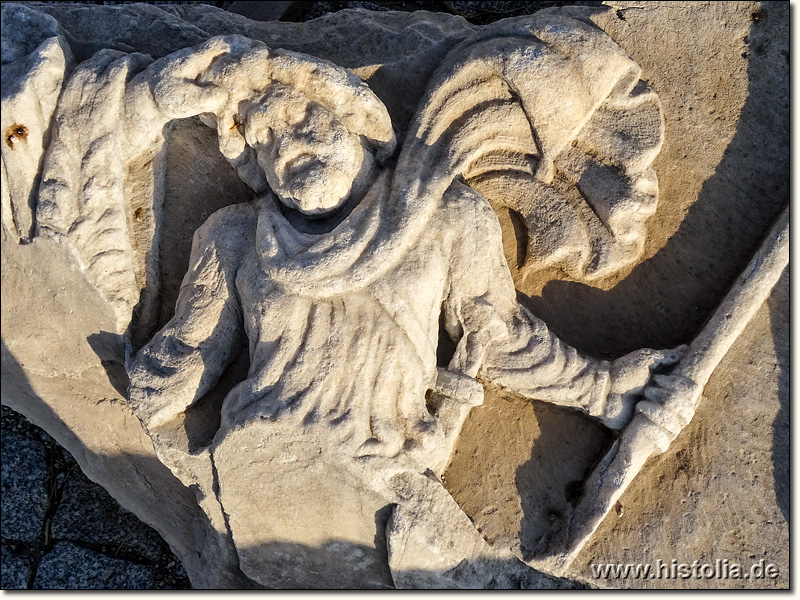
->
[122,38,239,152]
[634,373,702,452]
[139,36,263,124]
[600,346,686,430]
[148,40,233,120]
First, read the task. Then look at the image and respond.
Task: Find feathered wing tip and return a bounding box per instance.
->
[34,49,152,330]
[399,9,665,282]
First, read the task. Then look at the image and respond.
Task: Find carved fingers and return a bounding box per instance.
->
[609,346,684,397]
[602,345,701,456]
[636,373,700,436]
[597,392,636,431]
[149,70,228,121]
[601,346,688,431]
[145,37,262,122]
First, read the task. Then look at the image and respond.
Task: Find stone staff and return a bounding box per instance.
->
[537,205,790,573]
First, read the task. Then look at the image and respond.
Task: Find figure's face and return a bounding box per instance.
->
[244,95,367,216]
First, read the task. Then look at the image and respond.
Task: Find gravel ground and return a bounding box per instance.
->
[1,405,191,590]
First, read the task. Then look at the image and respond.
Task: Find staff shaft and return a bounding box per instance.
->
[548,205,789,572]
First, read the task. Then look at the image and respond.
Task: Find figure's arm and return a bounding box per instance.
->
[442,184,677,430]
[128,205,254,432]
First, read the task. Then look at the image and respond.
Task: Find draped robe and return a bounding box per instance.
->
[128,173,612,477]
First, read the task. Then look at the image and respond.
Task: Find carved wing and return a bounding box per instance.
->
[1,4,74,244]
[407,9,664,282]
[29,36,241,330]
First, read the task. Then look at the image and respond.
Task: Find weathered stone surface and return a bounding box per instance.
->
[1,431,48,543]
[33,541,153,590]
[26,2,478,135]
[574,270,789,589]
[212,425,395,589]
[0,1,788,590]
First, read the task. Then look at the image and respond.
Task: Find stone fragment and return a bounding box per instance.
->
[0,431,48,543]
[0,1,789,591]
[33,541,153,590]
[212,425,395,589]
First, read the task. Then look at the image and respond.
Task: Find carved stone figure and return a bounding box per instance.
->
[112,16,698,588]
[1,2,788,590]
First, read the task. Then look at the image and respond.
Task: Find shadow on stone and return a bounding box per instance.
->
[518,7,788,360]
[1,341,254,589]
[515,401,613,562]
[6,338,590,589]
[222,537,587,589]
[86,331,129,398]
[506,0,789,568]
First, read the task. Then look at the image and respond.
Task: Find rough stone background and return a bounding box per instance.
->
[1,0,789,590]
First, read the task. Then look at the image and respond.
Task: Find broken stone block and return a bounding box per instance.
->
[1,1,788,590]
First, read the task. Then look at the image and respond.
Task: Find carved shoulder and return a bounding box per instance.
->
[439,181,503,244]
[188,202,258,273]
